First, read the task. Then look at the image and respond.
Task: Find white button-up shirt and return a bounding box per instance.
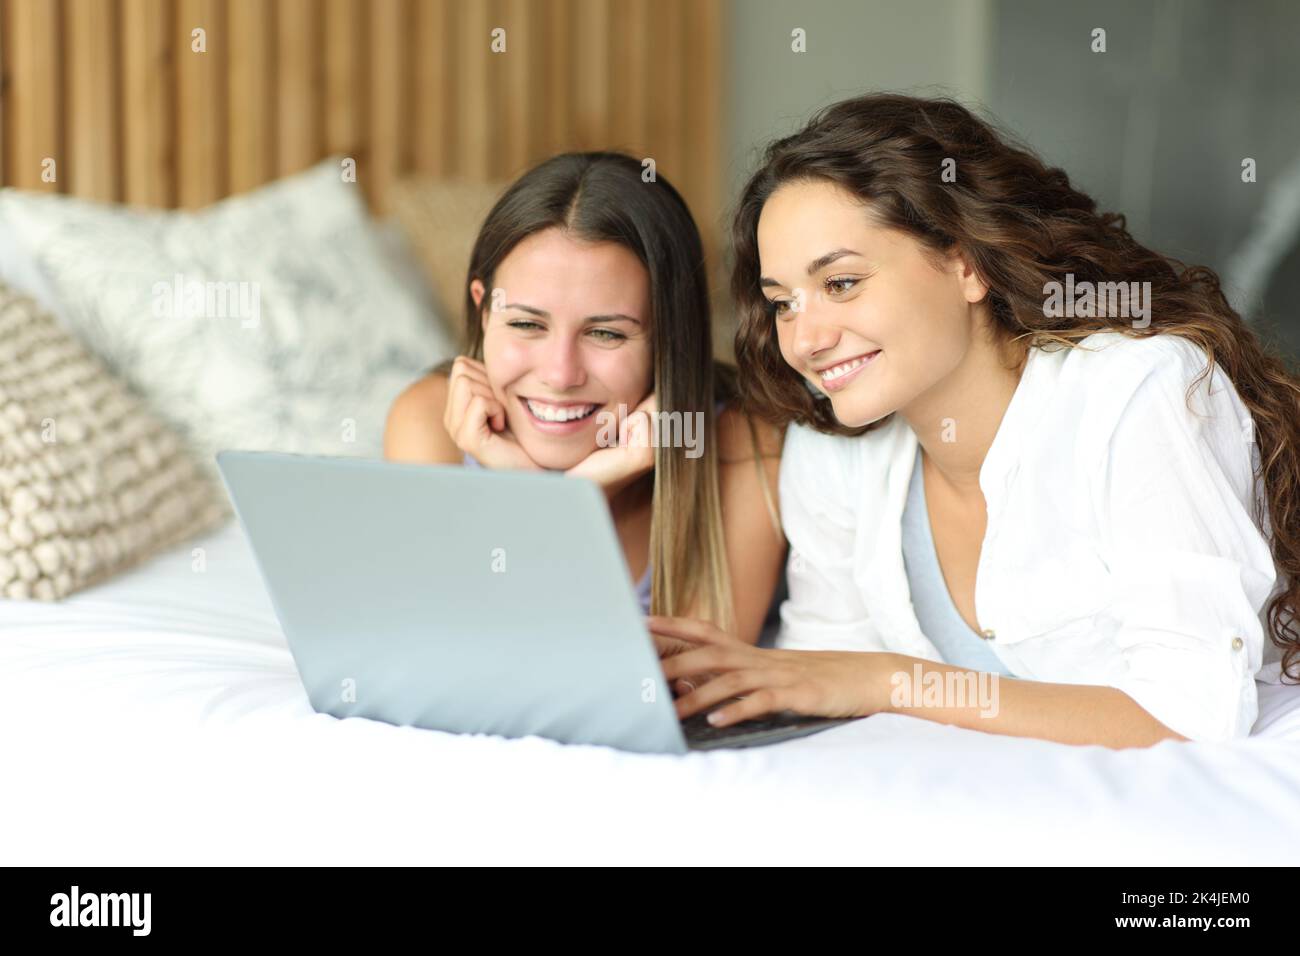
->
[777,331,1287,742]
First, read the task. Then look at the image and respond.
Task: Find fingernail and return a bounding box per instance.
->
[707,710,724,726]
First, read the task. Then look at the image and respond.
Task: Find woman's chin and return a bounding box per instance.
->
[518,439,590,472]
[828,395,893,429]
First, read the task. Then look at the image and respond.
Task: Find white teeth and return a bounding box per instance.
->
[819,353,875,381]
[526,399,597,422]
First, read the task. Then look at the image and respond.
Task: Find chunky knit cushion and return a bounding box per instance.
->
[0,284,230,600]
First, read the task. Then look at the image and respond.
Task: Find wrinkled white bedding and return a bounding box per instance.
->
[2,517,1298,865]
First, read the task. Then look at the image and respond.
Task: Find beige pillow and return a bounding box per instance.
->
[389,178,507,347]
[0,283,230,600]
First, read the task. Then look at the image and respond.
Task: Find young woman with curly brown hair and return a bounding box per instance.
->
[651,93,1299,749]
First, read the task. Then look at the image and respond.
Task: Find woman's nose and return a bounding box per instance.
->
[538,337,586,390]
[790,299,841,365]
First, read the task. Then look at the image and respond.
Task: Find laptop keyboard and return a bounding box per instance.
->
[680,706,830,744]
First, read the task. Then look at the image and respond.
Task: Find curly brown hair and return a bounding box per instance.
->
[731,92,1300,683]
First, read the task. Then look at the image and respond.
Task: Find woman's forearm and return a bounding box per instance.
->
[877,654,1189,749]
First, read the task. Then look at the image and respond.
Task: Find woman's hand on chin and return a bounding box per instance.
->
[564,392,657,497]
[645,614,893,726]
[444,356,541,471]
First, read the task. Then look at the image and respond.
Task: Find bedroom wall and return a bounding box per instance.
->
[726,0,993,208]
[991,0,1300,361]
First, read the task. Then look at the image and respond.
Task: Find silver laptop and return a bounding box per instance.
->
[215,450,857,754]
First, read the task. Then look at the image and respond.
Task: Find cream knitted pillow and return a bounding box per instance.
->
[0,284,230,600]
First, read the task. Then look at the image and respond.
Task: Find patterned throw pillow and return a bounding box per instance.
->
[0,284,229,600]
[0,159,453,475]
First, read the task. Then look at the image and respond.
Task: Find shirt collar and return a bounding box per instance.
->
[979,343,1054,506]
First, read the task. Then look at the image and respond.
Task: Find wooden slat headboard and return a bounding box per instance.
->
[0,0,725,256]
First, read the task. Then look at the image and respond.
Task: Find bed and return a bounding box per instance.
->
[3,510,1298,866]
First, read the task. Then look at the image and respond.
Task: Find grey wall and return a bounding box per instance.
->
[990,0,1300,359]
[726,0,992,202]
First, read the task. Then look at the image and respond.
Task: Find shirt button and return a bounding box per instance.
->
[980,628,997,641]
[1231,636,1244,651]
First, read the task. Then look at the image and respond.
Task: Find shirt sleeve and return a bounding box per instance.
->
[776,423,887,653]
[1095,339,1276,742]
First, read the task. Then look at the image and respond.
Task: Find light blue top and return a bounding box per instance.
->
[901,447,1015,676]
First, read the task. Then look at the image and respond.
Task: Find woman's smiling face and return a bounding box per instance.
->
[473,227,653,471]
[755,178,989,429]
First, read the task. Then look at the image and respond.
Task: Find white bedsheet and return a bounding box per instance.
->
[2,517,1298,865]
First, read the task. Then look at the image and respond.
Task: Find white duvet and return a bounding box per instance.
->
[2,517,1298,865]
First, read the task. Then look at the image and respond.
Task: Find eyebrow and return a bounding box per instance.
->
[759,248,862,289]
[502,303,642,325]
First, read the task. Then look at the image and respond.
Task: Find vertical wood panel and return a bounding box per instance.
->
[4,0,63,191]
[276,0,321,176]
[121,0,174,206]
[543,0,573,155]
[176,0,226,207]
[367,0,408,211]
[646,0,685,188]
[0,0,727,239]
[609,0,651,156]
[571,0,609,150]
[411,0,453,177]
[455,0,493,178]
[65,0,121,200]
[684,0,723,263]
[323,0,365,158]
[498,0,540,179]
[227,0,273,193]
